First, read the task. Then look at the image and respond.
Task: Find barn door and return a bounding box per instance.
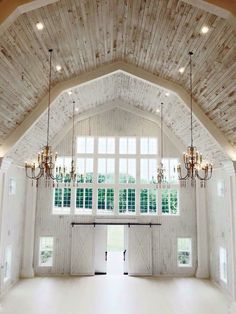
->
[128,225,152,276]
[94,225,107,274]
[71,225,95,275]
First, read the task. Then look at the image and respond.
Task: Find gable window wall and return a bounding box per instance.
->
[52,136,179,216]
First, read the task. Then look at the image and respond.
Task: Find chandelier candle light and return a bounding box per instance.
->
[176,51,213,188]
[157,102,166,188]
[56,100,77,186]
[25,49,58,187]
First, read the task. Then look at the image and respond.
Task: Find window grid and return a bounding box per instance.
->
[177,238,192,267]
[53,188,71,214]
[75,188,93,212]
[140,189,157,214]
[39,237,53,267]
[119,188,135,213]
[52,136,179,216]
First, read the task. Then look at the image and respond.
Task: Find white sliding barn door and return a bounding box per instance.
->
[128,226,152,276]
[94,225,107,274]
[71,225,95,275]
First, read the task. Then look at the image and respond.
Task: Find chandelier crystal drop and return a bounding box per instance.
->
[176,51,213,188]
[157,102,167,188]
[25,49,58,187]
[55,101,77,186]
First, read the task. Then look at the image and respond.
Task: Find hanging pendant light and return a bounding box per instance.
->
[55,101,77,186]
[157,102,166,188]
[177,51,213,188]
[25,49,58,187]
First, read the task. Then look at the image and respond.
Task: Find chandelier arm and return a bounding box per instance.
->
[177,166,190,181]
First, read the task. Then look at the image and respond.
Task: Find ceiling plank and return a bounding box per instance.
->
[1,61,236,161]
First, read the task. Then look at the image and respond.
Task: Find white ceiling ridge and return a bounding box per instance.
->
[0,0,59,35]
[1,61,236,162]
[52,98,186,155]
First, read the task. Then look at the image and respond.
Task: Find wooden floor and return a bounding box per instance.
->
[0,276,231,314]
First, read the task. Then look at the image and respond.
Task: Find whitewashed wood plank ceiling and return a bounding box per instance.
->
[8,72,228,165]
[0,0,235,157]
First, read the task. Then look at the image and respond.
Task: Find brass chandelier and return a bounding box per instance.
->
[55,101,77,186]
[177,51,213,188]
[25,49,58,187]
[157,102,166,188]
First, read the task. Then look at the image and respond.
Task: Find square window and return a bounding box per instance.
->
[140,137,157,154]
[161,189,179,215]
[98,137,115,154]
[77,137,94,154]
[119,137,136,154]
[119,189,135,213]
[140,189,157,214]
[97,188,114,212]
[98,158,115,183]
[119,158,136,183]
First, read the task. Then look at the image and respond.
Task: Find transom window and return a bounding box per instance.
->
[52,136,179,216]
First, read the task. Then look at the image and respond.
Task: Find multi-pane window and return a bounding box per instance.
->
[162,158,179,184]
[219,247,227,283]
[177,238,192,267]
[77,158,93,183]
[53,137,180,216]
[119,189,135,213]
[98,137,115,154]
[119,158,136,183]
[161,189,178,214]
[4,246,11,282]
[77,137,94,153]
[53,188,71,214]
[55,157,72,183]
[75,188,93,213]
[140,189,157,214]
[97,188,114,212]
[98,158,115,183]
[140,137,157,154]
[119,137,136,154]
[140,159,157,184]
[39,237,53,267]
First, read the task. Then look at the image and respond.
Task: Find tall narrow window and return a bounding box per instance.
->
[119,158,136,183]
[177,238,192,267]
[98,158,115,183]
[140,189,157,214]
[161,189,178,214]
[39,237,53,267]
[75,188,93,213]
[77,137,94,154]
[53,188,71,214]
[98,137,115,154]
[4,246,12,282]
[219,247,227,283]
[162,158,179,184]
[140,159,157,184]
[140,137,157,154]
[97,188,114,212]
[119,189,135,213]
[119,137,136,154]
[77,158,93,183]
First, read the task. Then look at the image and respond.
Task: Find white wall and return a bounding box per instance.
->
[207,168,234,295]
[0,162,26,296]
[33,108,197,276]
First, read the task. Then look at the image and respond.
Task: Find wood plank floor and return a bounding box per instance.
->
[0,276,231,314]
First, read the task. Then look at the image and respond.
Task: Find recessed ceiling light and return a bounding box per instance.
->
[36,22,44,30]
[75,108,79,112]
[56,65,62,72]
[201,26,209,34]
[156,109,160,113]
[165,92,170,97]
[68,91,72,95]
[179,67,185,74]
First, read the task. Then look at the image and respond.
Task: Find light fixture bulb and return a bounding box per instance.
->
[201,26,209,34]
[179,67,185,74]
[56,65,62,72]
[36,22,44,30]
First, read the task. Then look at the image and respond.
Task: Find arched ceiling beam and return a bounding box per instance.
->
[1,61,236,161]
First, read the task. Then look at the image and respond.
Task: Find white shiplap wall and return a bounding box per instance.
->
[0,165,26,296]
[34,108,197,276]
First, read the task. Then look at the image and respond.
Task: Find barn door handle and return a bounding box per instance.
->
[105,251,107,261]
[123,249,127,261]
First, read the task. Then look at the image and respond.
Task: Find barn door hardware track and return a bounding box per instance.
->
[71,222,161,227]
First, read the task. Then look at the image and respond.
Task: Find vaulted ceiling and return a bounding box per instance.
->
[0,0,235,164]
